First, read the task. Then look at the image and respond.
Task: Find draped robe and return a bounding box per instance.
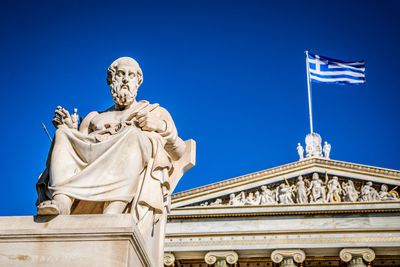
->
[36,100,187,265]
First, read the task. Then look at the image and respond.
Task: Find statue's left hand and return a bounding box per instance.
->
[135,110,166,132]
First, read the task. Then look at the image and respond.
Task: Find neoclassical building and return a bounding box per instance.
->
[164,133,400,267]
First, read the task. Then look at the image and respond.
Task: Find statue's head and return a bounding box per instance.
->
[298,175,303,181]
[107,57,143,107]
[312,173,319,180]
[261,185,266,190]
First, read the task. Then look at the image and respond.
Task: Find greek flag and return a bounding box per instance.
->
[307,52,365,85]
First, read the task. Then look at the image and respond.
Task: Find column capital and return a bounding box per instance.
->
[339,248,375,262]
[164,252,175,266]
[204,251,239,265]
[271,249,306,263]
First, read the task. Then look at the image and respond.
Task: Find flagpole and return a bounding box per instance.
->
[305,51,314,133]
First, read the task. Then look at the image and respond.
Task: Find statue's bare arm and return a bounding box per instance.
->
[74,106,185,159]
[149,106,186,161]
[78,111,99,135]
[126,105,186,160]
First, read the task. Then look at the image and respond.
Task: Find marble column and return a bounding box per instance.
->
[339,248,375,267]
[204,251,239,267]
[271,249,306,267]
[164,252,175,267]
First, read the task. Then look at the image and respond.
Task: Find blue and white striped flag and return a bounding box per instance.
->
[307,52,365,85]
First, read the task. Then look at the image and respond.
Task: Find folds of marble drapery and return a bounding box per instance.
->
[36,101,177,220]
[35,100,192,267]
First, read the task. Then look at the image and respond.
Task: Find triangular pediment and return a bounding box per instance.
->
[170,158,400,215]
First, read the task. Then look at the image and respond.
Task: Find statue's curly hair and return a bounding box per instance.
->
[107,57,143,87]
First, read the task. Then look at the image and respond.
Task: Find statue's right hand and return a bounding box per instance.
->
[52,106,74,129]
[52,106,63,128]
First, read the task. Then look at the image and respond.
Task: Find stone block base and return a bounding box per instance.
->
[0,214,153,267]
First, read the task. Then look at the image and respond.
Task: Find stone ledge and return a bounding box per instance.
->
[0,214,153,267]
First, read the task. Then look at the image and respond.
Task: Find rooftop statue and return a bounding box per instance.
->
[297,143,304,160]
[35,57,195,265]
[305,132,322,158]
[323,141,331,159]
[70,107,79,129]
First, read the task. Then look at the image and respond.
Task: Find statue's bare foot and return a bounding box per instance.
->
[37,200,60,215]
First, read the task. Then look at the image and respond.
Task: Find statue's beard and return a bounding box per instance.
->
[110,82,137,107]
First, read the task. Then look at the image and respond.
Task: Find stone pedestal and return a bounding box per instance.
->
[0,214,154,267]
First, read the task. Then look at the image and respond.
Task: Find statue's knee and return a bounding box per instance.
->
[126,129,142,142]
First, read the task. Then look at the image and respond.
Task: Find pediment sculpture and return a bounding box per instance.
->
[35,57,195,265]
[197,172,399,207]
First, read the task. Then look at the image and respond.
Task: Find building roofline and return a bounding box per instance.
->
[172,157,400,201]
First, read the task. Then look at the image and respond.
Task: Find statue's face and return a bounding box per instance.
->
[110,63,140,107]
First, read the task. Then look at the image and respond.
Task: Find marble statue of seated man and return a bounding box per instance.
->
[35,57,196,266]
[36,57,188,220]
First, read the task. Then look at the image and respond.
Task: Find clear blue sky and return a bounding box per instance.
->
[1,0,399,216]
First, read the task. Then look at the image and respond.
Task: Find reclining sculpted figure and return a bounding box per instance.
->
[36,57,195,265]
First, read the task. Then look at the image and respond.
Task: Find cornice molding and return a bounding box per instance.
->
[168,208,400,220]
